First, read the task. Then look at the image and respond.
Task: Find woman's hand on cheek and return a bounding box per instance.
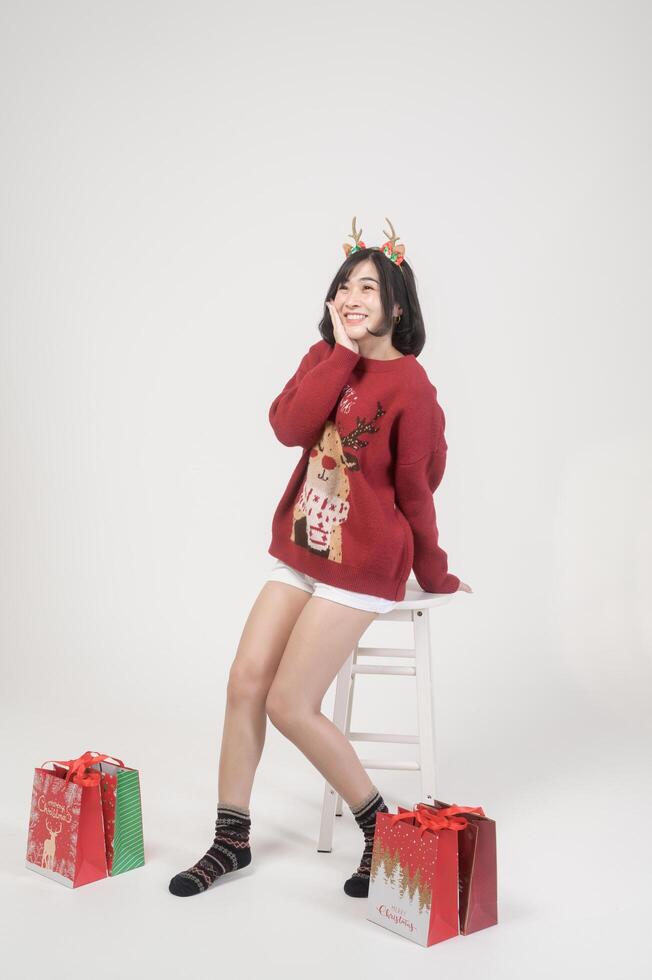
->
[326,301,359,355]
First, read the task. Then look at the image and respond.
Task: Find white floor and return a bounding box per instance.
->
[2,699,649,980]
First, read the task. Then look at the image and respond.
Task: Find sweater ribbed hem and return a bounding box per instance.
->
[267,540,404,601]
[267,541,460,600]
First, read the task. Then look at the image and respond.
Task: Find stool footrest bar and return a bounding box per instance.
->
[358,759,421,772]
[349,732,419,744]
[355,646,416,659]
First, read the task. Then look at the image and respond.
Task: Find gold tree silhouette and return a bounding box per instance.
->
[408,866,421,901]
[382,845,394,883]
[389,849,401,888]
[386,849,400,884]
[399,862,410,898]
[420,880,433,913]
[370,839,383,881]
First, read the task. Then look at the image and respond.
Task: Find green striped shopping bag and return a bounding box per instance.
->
[84,751,145,876]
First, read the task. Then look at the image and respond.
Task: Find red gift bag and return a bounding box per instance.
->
[366,804,464,946]
[426,800,498,935]
[25,752,111,888]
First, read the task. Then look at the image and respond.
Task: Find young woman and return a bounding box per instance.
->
[169,218,472,899]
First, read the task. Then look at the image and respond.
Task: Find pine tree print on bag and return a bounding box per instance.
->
[291,402,386,562]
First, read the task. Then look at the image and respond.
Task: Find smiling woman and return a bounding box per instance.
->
[168,219,468,905]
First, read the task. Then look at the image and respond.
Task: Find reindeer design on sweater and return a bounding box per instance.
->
[291,400,386,561]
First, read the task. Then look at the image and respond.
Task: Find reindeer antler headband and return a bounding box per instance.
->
[342,216,406,267]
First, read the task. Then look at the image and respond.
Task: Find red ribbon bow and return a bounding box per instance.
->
[41,751,125,787]
[389,802,486,837]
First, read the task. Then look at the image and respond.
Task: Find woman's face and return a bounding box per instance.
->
[333,258,400,338]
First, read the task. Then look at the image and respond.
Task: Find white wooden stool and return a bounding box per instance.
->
[317,577,454,852]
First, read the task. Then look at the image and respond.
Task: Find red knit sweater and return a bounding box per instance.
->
[267,339,460,602]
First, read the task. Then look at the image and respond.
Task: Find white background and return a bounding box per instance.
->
[1,1,650,977]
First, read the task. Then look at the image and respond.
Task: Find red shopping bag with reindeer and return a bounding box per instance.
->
[25,752,111,887]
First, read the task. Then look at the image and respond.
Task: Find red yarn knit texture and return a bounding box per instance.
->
[268,339,460,602]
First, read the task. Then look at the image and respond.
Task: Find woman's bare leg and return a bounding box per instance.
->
[169,579,315,896]
[217,580,313,809]
[264,596,378,808]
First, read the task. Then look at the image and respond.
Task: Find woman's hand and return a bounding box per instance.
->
[457,581,473,593]
[326,301,359,354]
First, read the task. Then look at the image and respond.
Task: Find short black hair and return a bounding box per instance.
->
[317,247,426,356]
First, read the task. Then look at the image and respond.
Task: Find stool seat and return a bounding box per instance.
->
[317,576,454,852]
[385,579,455,612]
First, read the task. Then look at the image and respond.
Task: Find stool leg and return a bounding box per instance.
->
[317,649,355,851]
[413,609,437,802]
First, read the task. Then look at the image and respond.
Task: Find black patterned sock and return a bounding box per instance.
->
[344,787,388,897]
[169,803,252,897]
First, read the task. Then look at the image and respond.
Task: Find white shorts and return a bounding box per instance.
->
[266,559,398,614]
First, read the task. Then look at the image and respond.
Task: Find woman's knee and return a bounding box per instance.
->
[227,660,273,706]
[265,684,301,732]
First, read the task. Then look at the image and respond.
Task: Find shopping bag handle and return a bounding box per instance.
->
[40,752,116,786]
[82,750,126,768]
